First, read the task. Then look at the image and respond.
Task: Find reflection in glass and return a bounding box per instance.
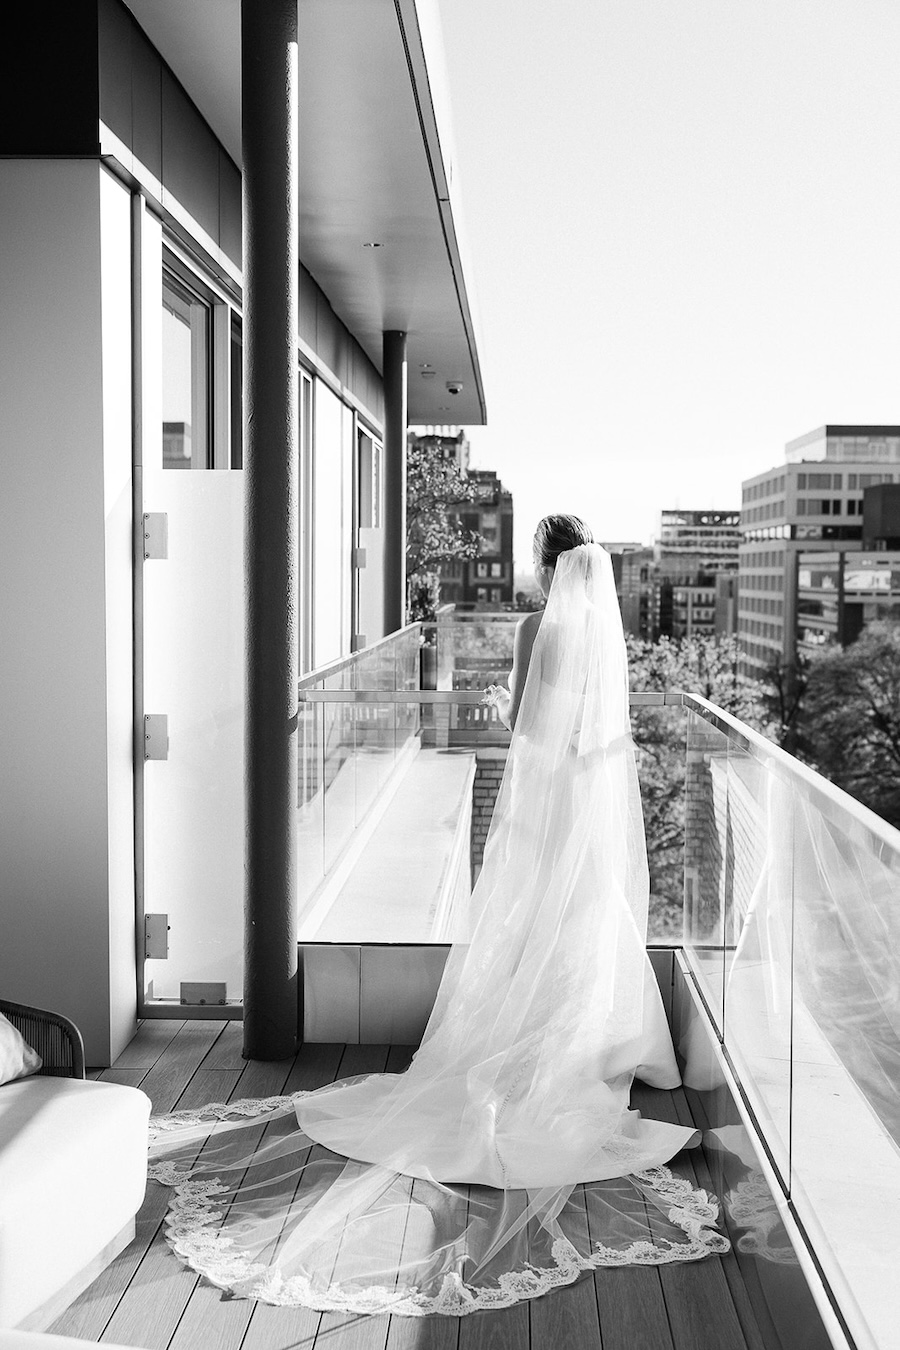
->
[297,628,423,934]
[312,381,347,666]
[162,271,210,469]
[681,711,732,1019]
[230,313,242,469]
[722,762,794,1184]
[790,797,900,1146]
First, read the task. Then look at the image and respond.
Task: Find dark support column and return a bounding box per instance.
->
[242,0,300,1060]
[383,330,408,634]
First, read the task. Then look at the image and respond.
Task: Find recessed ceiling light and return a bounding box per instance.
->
[362,241,383,248]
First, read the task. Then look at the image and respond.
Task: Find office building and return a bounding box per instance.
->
[619,548,658,638]
[450,469,515,608]
[738,426,900,679]
[797,550,900,653]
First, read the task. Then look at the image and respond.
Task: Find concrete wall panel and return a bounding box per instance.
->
[0,161,119,1062]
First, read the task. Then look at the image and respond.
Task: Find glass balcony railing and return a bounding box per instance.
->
[297,626,421,921]
[668,688,900,1350]
[296,646,900,1350]
[426,606,521,691]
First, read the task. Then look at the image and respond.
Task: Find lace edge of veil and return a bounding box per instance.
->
[148,1100,730,1318]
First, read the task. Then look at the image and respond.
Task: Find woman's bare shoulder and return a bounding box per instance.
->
[517,610,544,639]
[513,610,543,666]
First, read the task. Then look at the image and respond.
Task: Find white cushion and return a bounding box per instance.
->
[0,1014,41,1086]
[0,1077,150,1329]
[0,1331,148,1349]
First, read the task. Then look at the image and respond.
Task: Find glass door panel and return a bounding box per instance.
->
[142,471,245,1007]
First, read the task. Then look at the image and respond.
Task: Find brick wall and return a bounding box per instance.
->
[683,724,728,943]
[471,747,508,877]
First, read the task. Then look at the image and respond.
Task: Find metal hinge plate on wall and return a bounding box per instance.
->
[142,513,168,560]
[144,714,169,760]
[180,982,227,1007]
[144,913,169,959]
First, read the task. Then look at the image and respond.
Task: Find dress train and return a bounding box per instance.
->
[147,545,728,1313]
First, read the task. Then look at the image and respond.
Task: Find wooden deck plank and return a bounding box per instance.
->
[232,1042,357,1350]
[111,1020,186,1070]
[49,1169,178,1343]
[232,1050,299,1100]
[98,1228,203,1349]
[668,1087,769,1350]
[49,1029,772,1350]
[97,1067,246,1346]
[530,1188,600,1350]
[594,1267,673,1350]
[381,1046,461,1350]
[311,1045,395,1350]
[385,1316,460,1350]
[457,1304,530,1350]
[98,1067,151,1090]
[131,1021,227,1114]
[167,1052,312,1350]
[630,1082,750,1350]
[283,1042,349,1095]
[48,1046,242,1344]
[98,1056,272,1349]
[200,1019,246,1070]
[587,1135,672,1350]
[241,1303,322,1350]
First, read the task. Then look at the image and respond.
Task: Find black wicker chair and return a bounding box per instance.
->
[0,999,86,1079]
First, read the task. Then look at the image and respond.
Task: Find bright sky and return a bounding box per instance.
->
[436,0,900,569]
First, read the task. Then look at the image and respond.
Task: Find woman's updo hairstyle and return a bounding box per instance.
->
[533,514,594,568]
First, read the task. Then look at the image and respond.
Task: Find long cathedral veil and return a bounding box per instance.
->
[147,543,728,1315]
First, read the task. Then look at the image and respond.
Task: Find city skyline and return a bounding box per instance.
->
[436,0,900,568]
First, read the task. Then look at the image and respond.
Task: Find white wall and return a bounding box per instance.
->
[0,161,136,1063]
[100,167,138,1060]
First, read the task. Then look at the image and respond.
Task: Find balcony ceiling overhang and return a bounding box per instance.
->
[125,0,486,425]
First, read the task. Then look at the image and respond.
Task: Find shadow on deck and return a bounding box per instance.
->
[50,1020,769,1350]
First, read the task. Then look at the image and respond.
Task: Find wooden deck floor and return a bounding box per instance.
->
[50,1021,768,1350]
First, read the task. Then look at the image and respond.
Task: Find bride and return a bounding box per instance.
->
[148,515,728,1315]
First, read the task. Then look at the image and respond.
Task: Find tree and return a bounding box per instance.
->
[627,632,768,725]
[762,653,811,757]
[405,440,483,622]
[625,633,771,935]
[802,621,900,828]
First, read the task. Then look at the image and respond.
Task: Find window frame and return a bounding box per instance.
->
[162,243,241,472]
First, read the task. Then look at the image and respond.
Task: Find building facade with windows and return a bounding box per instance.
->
[796,551,900,654]
[656,510,741,640]
[738,426,900,679]
[618,514,740,641]
[0,0,485,1062]
[619,548,657,638]
[443,468,515,608]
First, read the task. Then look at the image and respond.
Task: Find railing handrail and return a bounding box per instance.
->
[677,689,900,861]
[431,612,523,622]
[298,689,689,704]
[299,682,900,861]
[298,623,422,689]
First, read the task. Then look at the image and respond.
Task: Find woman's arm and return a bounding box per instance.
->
[486,613,542,730]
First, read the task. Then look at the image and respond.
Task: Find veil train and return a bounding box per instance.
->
[148,543,728,1315]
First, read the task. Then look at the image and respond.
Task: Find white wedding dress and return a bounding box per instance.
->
[148,544,728,1315]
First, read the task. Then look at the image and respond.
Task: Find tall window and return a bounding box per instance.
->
[230,314,243,469]
[162,270,211,469]
[357,430,382,528]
